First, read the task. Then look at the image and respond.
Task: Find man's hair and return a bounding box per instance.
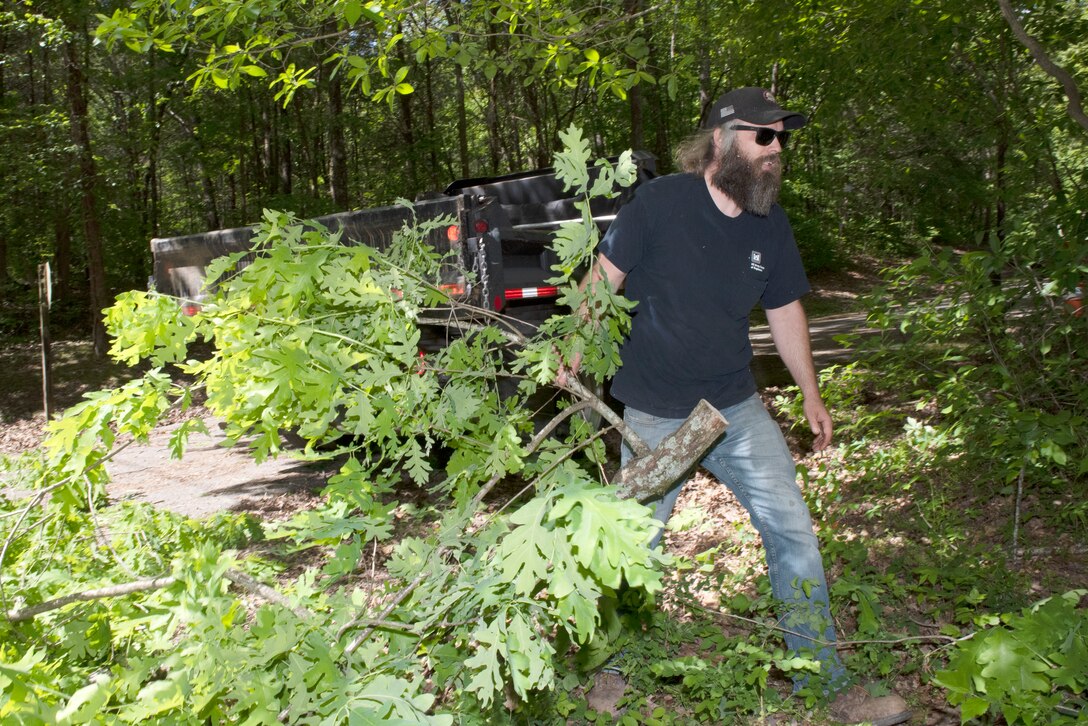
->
[673,124,737,174]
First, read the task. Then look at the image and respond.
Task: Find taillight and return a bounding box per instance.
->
[474,219,489,234]
[446,225,461,243]
[439,283,467,296]
[181,302,202,316]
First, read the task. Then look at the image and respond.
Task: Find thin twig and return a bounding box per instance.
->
[0,439,129,615]
[1012,463,1025,566]
[342,569,431,653]
[683,596,976,650]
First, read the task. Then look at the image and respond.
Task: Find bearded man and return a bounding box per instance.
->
[571,88,911,725]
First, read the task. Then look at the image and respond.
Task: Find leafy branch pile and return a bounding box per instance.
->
[1,129,667,723]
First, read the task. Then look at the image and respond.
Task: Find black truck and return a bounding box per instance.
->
[150,152,656,324]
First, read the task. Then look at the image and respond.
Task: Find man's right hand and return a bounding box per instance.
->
[555,253,625,389]
[555,350,583,388]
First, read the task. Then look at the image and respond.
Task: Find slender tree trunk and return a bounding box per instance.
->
[278,104,292,196]
[261,101,276,196]
[53,204,72,303]
[424,57,439,190]
[64,38,108,355]
[485,76,500,173]
[696,2,712,125]
[328,71,349,207]
[625,0,645,151]
[396,24,418,193]
[0,23,11,283]
[446,0,470,178]
[143,68,163,240]
[200,168,219,229]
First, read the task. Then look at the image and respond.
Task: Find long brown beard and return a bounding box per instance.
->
[710,146,782,217]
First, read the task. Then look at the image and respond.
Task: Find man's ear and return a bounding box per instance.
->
[712,126,723,150]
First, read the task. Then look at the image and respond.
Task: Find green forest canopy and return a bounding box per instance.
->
[2,0,1086,320]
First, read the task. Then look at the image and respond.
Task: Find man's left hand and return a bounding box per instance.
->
[803,397,833,451]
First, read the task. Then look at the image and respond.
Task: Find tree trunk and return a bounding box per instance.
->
[52,203,72,303]
[328,71,349,208]
[261,101,276,195]
[442,0,469,178]
[396,25,418,193]
[278,104,292,196]
[200,165,219,230]
[423,57,439,190]
[143,66,163,240]
[64,38,108,355]
[625,0,645,151]
[485,75,500,173]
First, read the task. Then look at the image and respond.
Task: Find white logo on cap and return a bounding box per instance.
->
[719,105,734,119]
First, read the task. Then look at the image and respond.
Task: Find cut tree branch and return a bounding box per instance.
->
[612,399,728,503]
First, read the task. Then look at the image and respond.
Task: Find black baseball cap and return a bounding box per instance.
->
[703,87,807,130]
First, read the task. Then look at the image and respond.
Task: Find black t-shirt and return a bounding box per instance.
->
[598,173,810,417]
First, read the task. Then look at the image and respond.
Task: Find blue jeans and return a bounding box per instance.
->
[622,393,847,688]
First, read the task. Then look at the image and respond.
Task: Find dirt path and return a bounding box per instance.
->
[750,311,871,386]
[104,416,334,517]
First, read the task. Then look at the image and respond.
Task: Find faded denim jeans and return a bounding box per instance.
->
[622,393,847,689]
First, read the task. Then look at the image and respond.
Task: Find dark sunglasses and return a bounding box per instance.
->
[731,124,791,148]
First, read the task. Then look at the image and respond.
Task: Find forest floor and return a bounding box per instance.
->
[2,259,1084,724]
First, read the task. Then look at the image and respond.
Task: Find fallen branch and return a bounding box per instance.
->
[342,569,432,653]
[559,375,649,456]
[5,568,312,623]
[5,576,178,623]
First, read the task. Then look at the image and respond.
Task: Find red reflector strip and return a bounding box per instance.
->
[181,303,202,316]
[504,286,559,300]
[438,283,466,296]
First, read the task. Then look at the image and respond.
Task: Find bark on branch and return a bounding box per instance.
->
[997,0,1088,132]
[5,576,178,622]
[612,399,729,503]
[5,569,310,623]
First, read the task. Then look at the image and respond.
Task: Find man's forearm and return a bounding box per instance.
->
[765,300,820,399]
[766,299,833,450]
